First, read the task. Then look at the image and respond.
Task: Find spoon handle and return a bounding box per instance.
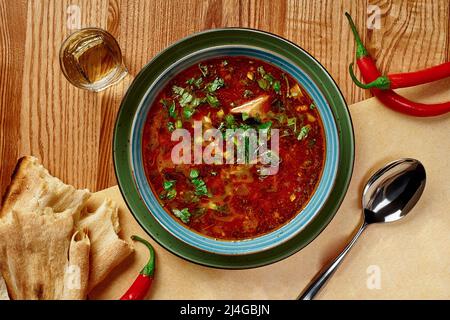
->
[298,222,367,300]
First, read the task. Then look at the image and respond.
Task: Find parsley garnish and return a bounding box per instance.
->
[206,78,224,93]
[172,208,191,223]
[273,80,281,94]
[167,121,175,132]
[206,94,220,107]
[297,125,311,140]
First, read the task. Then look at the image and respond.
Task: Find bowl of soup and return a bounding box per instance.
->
[114,28,354,268]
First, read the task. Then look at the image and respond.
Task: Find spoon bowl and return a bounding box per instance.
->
[363,159,426,224]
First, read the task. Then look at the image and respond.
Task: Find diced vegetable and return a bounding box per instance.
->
[290,83,303,97]
[247,72,254,80]
[306,113,316,122]
[242,112,250,121]
[263,73,274,84]
[257,78,269,90]
[257,66,266,76]
[217,109,224,118]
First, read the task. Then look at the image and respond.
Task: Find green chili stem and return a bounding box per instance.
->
[349,63,391,90]
[345,12,368,59]
[131,235,155,277]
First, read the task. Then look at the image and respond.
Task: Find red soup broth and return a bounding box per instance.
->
[142,56,325,240]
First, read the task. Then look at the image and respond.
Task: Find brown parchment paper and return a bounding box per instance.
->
[89,78,450,300]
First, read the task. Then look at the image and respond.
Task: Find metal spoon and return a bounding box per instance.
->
[299,158,426,300]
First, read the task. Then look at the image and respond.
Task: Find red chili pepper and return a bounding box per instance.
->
[120,235,155,300]
[345,12,450,117]
[350,61,450,90]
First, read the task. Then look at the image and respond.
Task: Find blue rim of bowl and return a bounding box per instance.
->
[130,46,339,255]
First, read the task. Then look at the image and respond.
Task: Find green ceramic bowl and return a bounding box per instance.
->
[113,28,354,269]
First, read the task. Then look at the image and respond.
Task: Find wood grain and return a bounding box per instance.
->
[0,0,448,194]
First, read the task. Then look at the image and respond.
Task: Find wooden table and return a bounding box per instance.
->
[0,0,448,193]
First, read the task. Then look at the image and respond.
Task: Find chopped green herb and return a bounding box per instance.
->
[189,169,199,179]
[168,101,176,118]
[297,125,311,140]
[175,119,183,129]
[224,114,237,129]
[179,91,193,107]
[310,103,316,110]
[198,63,208,77]
[192,178,209,197]
[172,208,191,223]
[163,180,176,190]
[287,117,297,132]
[167,121,175,132]
[258,121,272,131]
[206,94,220,107]
[172,85,185,96]
[273,80,281,93]
[222,60,228,66]
[183,106,195,119]
[257,78,269,90]
[243,89,253,98]
[186,77,203,88]
[166,188,177,200]
[206,78,224,92]
[161,99,177,118]
[242,112,250,121]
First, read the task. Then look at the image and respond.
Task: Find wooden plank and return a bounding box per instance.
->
[0,0,448,195]
[0,0,27,194]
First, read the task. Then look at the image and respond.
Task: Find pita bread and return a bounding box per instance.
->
[78,199,133,291]
[0,209,89,299]
[0,274,8,300]
[0,156,90,218]
[63,230,91,299]
[0,156,133,299]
